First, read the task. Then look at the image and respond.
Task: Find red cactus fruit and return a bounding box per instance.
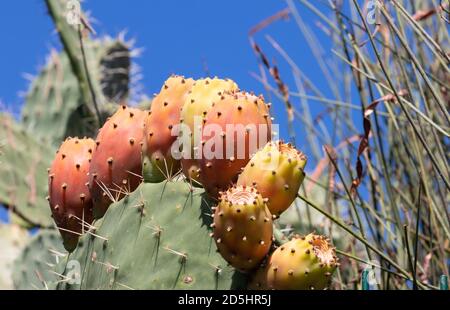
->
[143,75,195,182]
[48,137,95,252]
[237,141,306,216]
[212,186,273,271]
[88,105,146,218]
[179,77,239,183]
[199,91,272,196]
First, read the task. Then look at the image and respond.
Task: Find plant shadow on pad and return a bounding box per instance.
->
[56,181,248,290]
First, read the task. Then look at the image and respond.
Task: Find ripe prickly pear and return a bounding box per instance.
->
[143,75,195,182]
[212,185,273,271]
[199,91,272,196]
[179,77,238,183]
[250,234,338,290]
[88,105,146,218]
[48,137,95,252]
[237,141,306,216]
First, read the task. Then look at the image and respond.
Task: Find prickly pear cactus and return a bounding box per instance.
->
[0,113,54,227]
[56,181,247,289]
[21,38,132,148]
[12,229,67,290]
[0,224,29,289]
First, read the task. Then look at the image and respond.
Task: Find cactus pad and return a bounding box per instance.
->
[12,229,67,290]
[56,181,246,289]
[0,113,53,227]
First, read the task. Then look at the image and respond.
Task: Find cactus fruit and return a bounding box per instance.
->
[179,77,239,183]
[48,137,95,251]
[212,186,273,271]
[250,234,338,290]
[88,105,146,218]
[56,181,246,289]
[199,91,272,196]
[237,141,306,216]
[143,75,195,182]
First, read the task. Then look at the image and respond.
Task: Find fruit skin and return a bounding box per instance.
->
[88,105,146,219]
[143,75,195,182]
[237,141,306,216]
[199,91,272,196]
[48,137,95,252]
[250,234,338,290]
[179,77,239,183]
[213,186,273,271]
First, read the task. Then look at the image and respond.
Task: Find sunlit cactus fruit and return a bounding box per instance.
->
[48,137,95,251]
[88,105,146,219]
[250,234,338,290]
[212,185,273,271]
[142,75,195,182]
[179,77,239,183]
[199,91,272,196]
[237,140,306,216]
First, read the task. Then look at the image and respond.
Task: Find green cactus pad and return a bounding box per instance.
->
[0,114,53,227]
[12,229,67,290]
[0,223,30,289]
[56,181,247,289]
[21,38,132,147]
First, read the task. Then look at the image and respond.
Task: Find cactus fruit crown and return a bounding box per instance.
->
[251,233,338,290]
[213,186,273,272]
[237,140,307,216]
[48,137,95,252]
